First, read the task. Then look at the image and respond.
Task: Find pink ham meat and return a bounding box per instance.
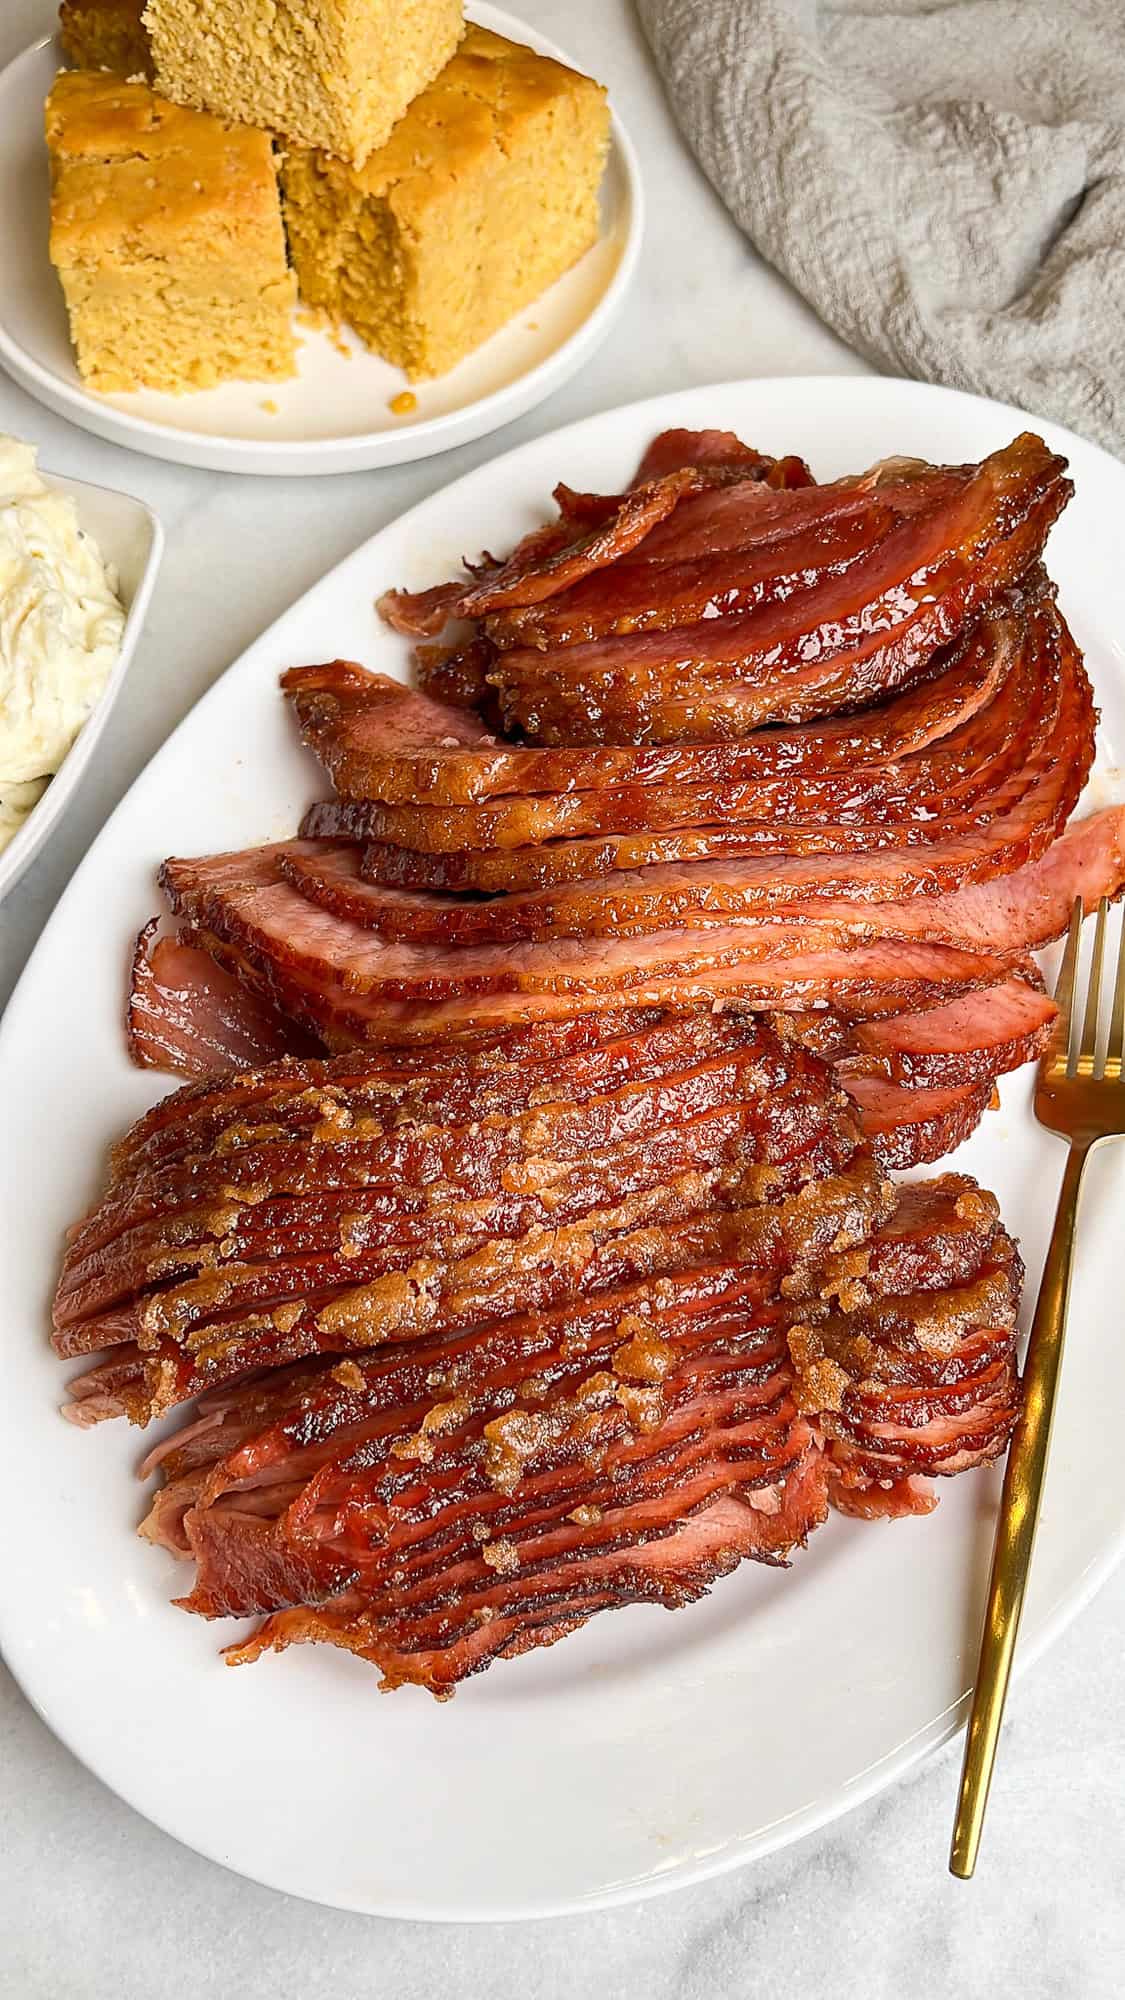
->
[840,1074,996,1169]
[789,1183,1023,1516]
[376,431,817,640]
[54,1012,893,1428]
[841,980,1057,1087]
[128,923,316,1077]
[221,1453,831,1695]
[457,467,705,615]
[375,460,731,638]
[282,608,1014,808]
[630,427,815,488]
[280,802,1124,956]
[156,844,1029,1046]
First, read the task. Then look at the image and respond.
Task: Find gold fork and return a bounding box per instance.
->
[950,896,1125,1877]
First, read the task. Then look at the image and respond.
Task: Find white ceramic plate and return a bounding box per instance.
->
[2,378,1123,1922]
[0,467,162,904]
[0,12,642,476]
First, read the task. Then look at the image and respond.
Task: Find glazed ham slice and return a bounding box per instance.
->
[128,923,317,1078]
[297,600,1058,854]
[840,1074,996,1168]
[281,610,1013,808]
[54,1013,893,1427]
[220,1450,831,1696]
[299,596,1053,855]
[788,1177,1022,1517]
[137,1264,825,1689]
[121,1173,1020,1693]
[477,436,1069,743]
[841,980,1056,1087]
[356,633,1093,895]
[630,427,815,487]
[155,846,1026,1047]
[282,802,1123,954]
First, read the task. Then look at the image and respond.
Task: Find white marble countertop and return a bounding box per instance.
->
[2,1,1122,1991]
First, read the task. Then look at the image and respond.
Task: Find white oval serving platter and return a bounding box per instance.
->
[0,9,642,476]
[1,377,1123,1921]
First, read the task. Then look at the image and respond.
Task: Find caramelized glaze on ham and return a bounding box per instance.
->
[119,1170,1019,1694]
[282,613,1013,809]
[60,421,1104,1695]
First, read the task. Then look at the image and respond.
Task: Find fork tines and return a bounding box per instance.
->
[1047,896,1125,1081]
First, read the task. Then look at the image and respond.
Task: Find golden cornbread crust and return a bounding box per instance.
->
[46,70,297,395]
[144,0,465,168]
[58,0,152,77]
[282,26,611,381]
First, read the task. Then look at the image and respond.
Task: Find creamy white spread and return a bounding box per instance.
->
[0,436,126,855]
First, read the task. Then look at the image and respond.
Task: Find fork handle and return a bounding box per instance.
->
[949,1138,1090,1879]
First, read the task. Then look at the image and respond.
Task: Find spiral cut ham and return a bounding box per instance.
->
[60,420,1114,1694]
[120,1169,1019,1694]
[788,1177,1023,1517]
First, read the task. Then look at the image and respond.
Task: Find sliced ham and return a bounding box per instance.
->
[843,980,1056,1087]
[128,923,317,1079]
[630,427,815,488]
[220,1456,830,1696]
[356,634,1092,894]
[282,610,1014,808]
[125,1170,1020,1691]
[298,593,1056,854]
[481,436,1068,743]
[805,1174,1003,1301]
[155,847,1027,1044]
[842,1074,995,1168]
[788,1185,1022,1515]
[458,467,703,616]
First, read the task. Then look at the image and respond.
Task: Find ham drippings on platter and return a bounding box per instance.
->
[54,425,1125,1692]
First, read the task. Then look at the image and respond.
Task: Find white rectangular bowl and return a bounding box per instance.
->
[0,468,163,904]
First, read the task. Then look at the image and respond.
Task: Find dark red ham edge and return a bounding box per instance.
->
[478,437,1069,744]
[128,923,320,1078]
[842,1074,996,1169]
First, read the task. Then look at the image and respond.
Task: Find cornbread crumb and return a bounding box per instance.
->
[259,398,279,413]
[46,71,297,395]
[59,0,151,77]
[144,0,465,168]
[389,391,417,415]
[282,26,610,381]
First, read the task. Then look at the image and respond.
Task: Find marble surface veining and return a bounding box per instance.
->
[1,2,1122,1993]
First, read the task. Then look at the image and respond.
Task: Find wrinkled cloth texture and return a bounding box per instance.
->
[636,0,1125,452]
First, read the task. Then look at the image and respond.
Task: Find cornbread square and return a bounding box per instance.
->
[282,26,611,381]
[144,0,465,169]
[58,0,152,76]
[46,71,297,395]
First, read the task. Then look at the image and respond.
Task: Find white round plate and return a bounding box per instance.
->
[0,12,641,476]
[2,378,1123,1922]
